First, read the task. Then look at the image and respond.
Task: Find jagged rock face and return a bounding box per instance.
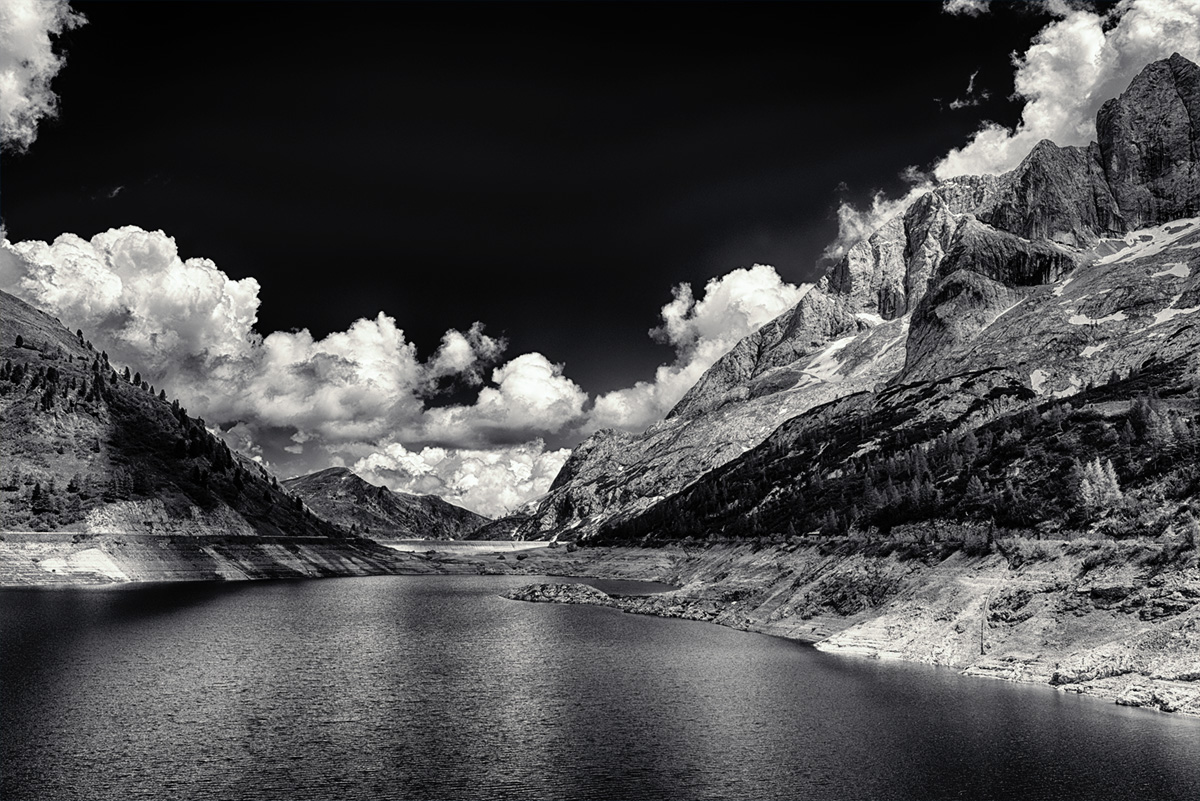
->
[903,217,1200,387]
[821,216,909,318]
[669,286,857,420]
[900,54,1200,384]
[514,55,1200,542]
[519,315,910,541]
[283,466,487,540]
[977,141,1124,246]
[938,218,1078,285]
[1098,53,1200,229]
[818,176,1001,324]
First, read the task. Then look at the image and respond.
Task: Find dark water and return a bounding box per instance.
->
[2,576,1198,801]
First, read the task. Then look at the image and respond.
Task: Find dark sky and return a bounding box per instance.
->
[1,1,1052,395]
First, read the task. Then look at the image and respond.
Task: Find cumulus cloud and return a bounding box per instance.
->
[352,440,570,518]
[936,0,1200,178]
[426,322,506,388]
[943,0,989,16]
[0,0,85,151]
[421,353,588,446]
[588,265,808,432]
[0,225,590,518]
[2,227,262,375]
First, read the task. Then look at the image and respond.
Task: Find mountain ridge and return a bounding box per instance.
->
[509,53,1200,543]
[283,466,488,540]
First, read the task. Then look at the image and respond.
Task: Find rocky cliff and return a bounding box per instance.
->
[512,54,1200,543]
[283,466,488,540]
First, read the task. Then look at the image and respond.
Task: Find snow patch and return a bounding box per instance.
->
[855,312,884,326]
[796,336,856,386]
[1095,217,1200,265]
[988,300,1024,326]
[1149,294,1200,326]
[1054,375,1083,399]
[1052,277,1074,297]
[1068,311,1127,325]
[1080,343,1109,358]
[1032,370,1083,398]
[1151,263,1191,279]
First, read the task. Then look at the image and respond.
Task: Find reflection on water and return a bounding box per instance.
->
[2,575,1198,800]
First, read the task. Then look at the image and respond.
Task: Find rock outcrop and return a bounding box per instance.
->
[284,466,487,540]
[1097,53,1200,229]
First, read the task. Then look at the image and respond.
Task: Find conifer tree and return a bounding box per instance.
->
[1079,457,1122,515]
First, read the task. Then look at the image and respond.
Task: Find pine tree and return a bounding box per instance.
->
[1079,457,1122,515]
[965,475,987,508]
[962,431,979,466]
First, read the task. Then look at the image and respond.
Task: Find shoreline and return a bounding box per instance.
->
[3,531,1196,717]
[496,540,1200,718]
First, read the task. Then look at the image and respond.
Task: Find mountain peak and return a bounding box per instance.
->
[1097,53,1200,229]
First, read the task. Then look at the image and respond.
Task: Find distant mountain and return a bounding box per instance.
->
[512,53,1200,543]
[0,289,403,583]
[283,467,488,540]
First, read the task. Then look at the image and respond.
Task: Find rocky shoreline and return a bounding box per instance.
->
[5,530,1196,717]
[499,539,1200,717]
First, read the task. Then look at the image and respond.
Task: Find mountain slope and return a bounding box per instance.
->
[513,54,1200,543]
[0,289,404,583]
[283,467,487,540]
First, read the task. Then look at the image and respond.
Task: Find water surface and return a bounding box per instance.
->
[2,575,1197,800]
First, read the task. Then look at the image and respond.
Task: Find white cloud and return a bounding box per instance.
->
[949,71,991,109]
[823,182,933,265]
[588,264,808,432]
[421,352,588,445]
[1,227,812,513]
[0,0,85,151]
[0,224,597,518]
[943,0,989,16]
[0,226,576,450]
[352,440,570,518]
[936,0,1200,178]
[426,321,506,387]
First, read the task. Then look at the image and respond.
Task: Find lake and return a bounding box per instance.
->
[2,575,1198,800]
